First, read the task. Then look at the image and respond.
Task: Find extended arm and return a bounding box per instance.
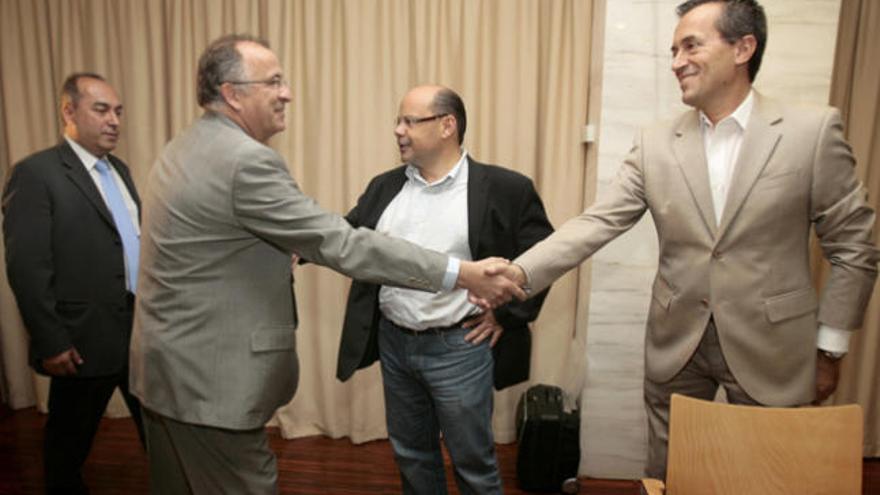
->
[513,135,651,293]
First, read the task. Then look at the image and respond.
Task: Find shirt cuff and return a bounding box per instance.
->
[512,262,533,295]
[817,324,851,354]
[441,257,460,292]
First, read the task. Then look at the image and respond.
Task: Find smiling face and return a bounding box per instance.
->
[671,1,748,116]
[62,77,122,157]
[233,41,292,143]
[394,86,453,167]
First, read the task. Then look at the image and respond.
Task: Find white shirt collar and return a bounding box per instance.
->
[64,135,106,171]
[700,89,754,131]
[405,150,468,187]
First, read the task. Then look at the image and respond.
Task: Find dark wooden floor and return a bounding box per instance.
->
[1,406,877,494]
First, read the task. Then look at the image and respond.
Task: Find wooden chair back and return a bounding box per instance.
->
[664,393,863,495]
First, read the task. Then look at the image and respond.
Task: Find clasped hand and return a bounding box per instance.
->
[457,257,529,309]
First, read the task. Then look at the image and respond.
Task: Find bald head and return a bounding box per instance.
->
[398,85,466,144]
[394,85,466,171]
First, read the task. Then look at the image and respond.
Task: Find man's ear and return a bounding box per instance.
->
[734,34,757,66]
[60,99,75,127]
[441,114,456,141]
[219,83,243,112]
[61,98,77,138]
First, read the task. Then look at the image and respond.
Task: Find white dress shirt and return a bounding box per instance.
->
[699,92,850,354]
[65,136,140,289]
[377,151,477,330]
[701,90,753,225]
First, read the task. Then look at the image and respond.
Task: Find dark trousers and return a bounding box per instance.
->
[44,369,144,495]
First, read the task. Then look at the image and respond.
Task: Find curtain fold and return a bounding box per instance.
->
[825,0,880,457]
[0,0,593,443]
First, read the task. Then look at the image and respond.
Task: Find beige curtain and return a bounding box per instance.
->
[0,0,594,444]
[824,0,880,457]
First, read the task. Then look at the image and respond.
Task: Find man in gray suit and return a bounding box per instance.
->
[129,34,522,494]
[490,0,878,479]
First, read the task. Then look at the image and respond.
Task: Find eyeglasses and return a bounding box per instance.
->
[225,76,288,89]
[395,113,449,128]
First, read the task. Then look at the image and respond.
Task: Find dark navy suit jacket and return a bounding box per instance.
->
[3,141,140,376]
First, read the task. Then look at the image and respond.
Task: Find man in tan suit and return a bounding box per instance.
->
[492,0,878,478]
[130,35,522,494]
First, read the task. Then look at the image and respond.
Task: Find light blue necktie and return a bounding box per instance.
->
[95,159,139,293]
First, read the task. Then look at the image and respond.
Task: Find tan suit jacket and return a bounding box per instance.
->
[517,93,878,405]
[130,112,448,429]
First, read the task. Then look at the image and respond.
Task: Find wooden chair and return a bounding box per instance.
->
[641,393,863,495]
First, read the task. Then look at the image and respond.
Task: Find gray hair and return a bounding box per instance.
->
[196,34,269,106]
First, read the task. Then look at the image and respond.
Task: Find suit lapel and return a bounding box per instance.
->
[673,111,718,237]
[466,158,489,258]
[364,158,481,254]
[362,168,408,229]
[716,94,782,239]
[58,141,116,229]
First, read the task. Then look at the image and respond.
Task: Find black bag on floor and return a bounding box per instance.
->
[515,384,581,493]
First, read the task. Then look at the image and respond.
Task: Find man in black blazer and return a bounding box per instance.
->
[3,73,144,494]
[339,85,553,494]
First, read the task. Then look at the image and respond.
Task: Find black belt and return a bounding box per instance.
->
[386,314,476,336]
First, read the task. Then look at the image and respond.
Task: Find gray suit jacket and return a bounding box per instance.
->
[517,93,878,406]
[130,111,448,429]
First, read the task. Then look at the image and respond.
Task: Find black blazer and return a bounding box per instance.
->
[3,141,140,377]
[338,157,553,389]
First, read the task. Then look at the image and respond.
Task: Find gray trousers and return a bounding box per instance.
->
[143,407,278,495]
[643,319,762,479]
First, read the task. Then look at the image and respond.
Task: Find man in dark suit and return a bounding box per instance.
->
[339,85,554,494]
[3,73,144,494]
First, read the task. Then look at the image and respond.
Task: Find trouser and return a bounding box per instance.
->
[643,319,762,479]
[142,407,278,495]
[44,369,144,495]
[378,315,502,495]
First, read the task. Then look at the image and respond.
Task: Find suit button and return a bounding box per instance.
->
[701,298,710,307]
[712,250,722,259]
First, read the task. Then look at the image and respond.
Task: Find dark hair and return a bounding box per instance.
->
[60,72,106,107]
[676,0,767,81]
[196,34,270,107]
[431,88,467,145]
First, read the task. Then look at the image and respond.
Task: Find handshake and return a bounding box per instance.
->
[457,257,529,308]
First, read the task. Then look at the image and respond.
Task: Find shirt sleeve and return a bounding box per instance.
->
[441,257,460,291]
[816,324,851,353]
